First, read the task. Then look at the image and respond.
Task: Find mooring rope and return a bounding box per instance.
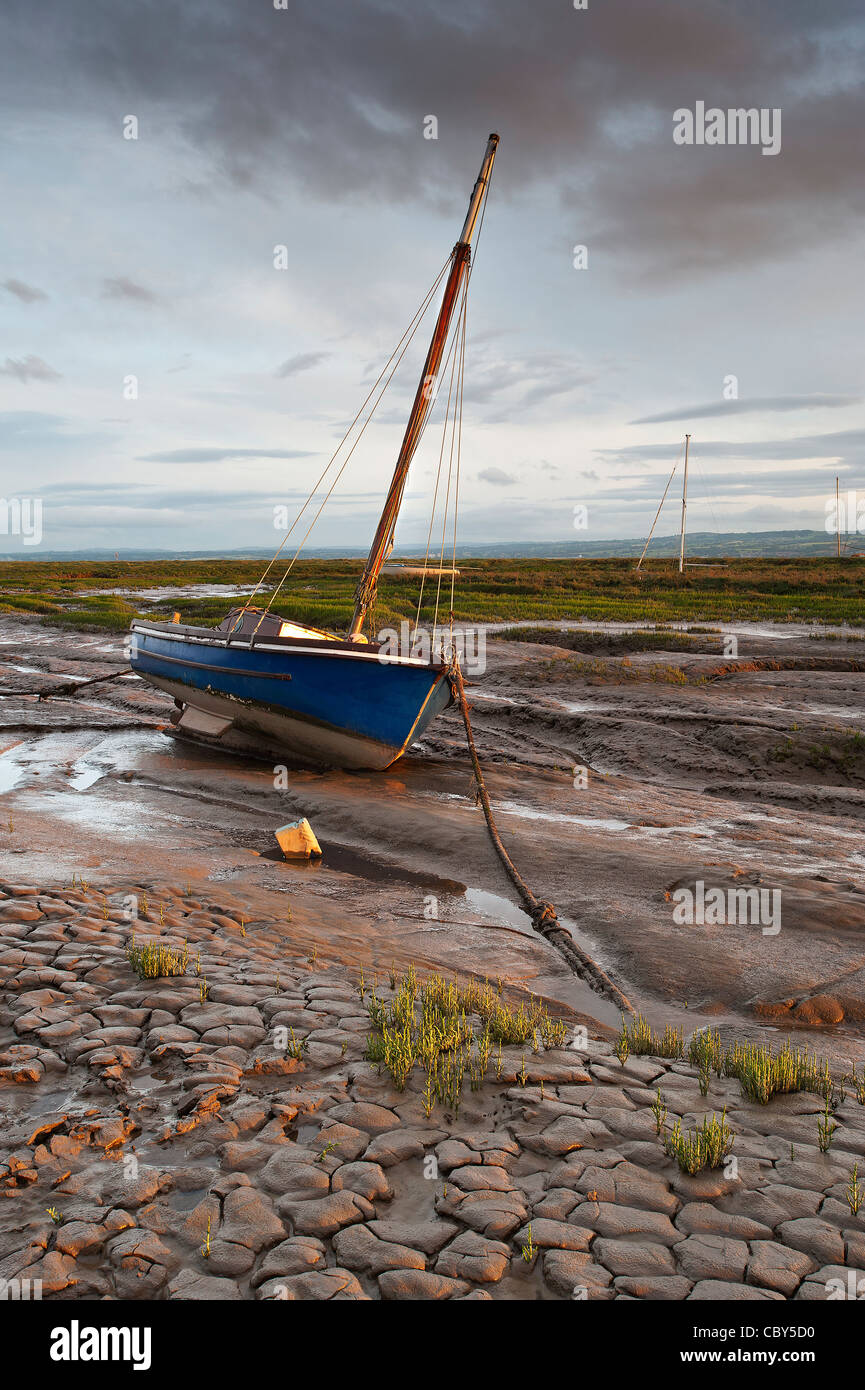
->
[448,659,634,1015]
[0,669,130,701]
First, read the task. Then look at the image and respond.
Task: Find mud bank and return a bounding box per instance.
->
[2,878,865,1302]
[1,615,864,1061]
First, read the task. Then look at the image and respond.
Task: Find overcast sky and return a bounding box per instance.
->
[1,0,863,553]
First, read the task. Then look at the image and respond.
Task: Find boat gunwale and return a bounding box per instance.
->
[129,620,449,673]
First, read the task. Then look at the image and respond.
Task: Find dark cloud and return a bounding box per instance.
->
[275,352,331,378]
[3,278,47,303]
[632,395,863,425]
[137,447,316,464]
[102,276,158,303]
[0,355,61,382]
[1,0,862,277]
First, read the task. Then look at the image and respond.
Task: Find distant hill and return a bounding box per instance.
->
[0,529,855,562]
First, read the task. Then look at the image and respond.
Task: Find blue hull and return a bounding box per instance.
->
[129,622,453,769]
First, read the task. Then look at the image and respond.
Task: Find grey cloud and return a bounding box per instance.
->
[275,352,331,378]
[102,276,158,303]
[478,466,517,485]
[0,355,61,382]
[137,447,316,463]
[596,429,865,467]
[3,278,47,303]
[632,395,863,425]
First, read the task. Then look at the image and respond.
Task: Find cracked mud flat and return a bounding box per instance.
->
[1,615,865,1300]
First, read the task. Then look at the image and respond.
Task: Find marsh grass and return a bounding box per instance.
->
[664,1110,735,1174]
[637,1021,837,1110]
[847,1164,862,1216]
[620,1014,684,1060]
[2,556,863,635]
[722,1039,833,1106]
[127,938,189,979]
[363,967,566,1116]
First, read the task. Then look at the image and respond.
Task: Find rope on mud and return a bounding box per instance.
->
[448,659,634,1016]
[0,669,130,701]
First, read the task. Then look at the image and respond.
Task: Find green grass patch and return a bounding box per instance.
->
[126,938,189,979]
[664,1110,735,1174]
[362,966,567,1116]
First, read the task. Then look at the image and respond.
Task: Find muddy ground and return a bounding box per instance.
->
[1,614,864,1067]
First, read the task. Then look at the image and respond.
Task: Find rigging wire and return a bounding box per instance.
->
[412,278,467,644]
[412,161,494,648]
[247,259,456,637]
[433,290,467,638]
[231,253,451,631]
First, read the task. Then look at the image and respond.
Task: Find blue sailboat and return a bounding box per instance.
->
[129,135,499,770]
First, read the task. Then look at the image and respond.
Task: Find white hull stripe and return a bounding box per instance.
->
[131,624,440,671]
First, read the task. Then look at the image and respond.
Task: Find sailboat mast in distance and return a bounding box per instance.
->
[348,133,499,639]
[678,432,691,574]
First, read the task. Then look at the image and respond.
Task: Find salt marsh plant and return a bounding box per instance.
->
[688,1028,725,1077]
[363,967,566,1117]
[723,1039,833,1106]
[847,1164,862,1217]
[621,1014,684,1060]
[818,1098,838,1153]
[664,1110,735,1175]
[844,1064,865,1106]
[126,938,189,980]
[651,1087,667,1135]
[285,1029,309,1062]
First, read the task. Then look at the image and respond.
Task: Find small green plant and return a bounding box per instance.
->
[664,1110,735,1175]
[127,939,189,980]
[651,1086,667,1135]
[689,1028,724,1077]
[847,1163,862,1216]
[817,1098,838,1154]
[521,1225,536,1262]
[844,1064,865,1106]
[283,1029,308,1061]
[201,1213,212,1258]
[317,1139,340,1162]
[615,1017,630,1068]
[622,1014,684,1060]
[199,976,209,1003]
[46,1206,63,1225]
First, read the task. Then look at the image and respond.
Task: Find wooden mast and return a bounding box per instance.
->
[348,133,499,639]
[678,433,690,574]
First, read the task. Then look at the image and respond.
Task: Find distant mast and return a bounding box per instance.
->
[348,134,499,639]
[678,433,691,574]
[836,475,841,558]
